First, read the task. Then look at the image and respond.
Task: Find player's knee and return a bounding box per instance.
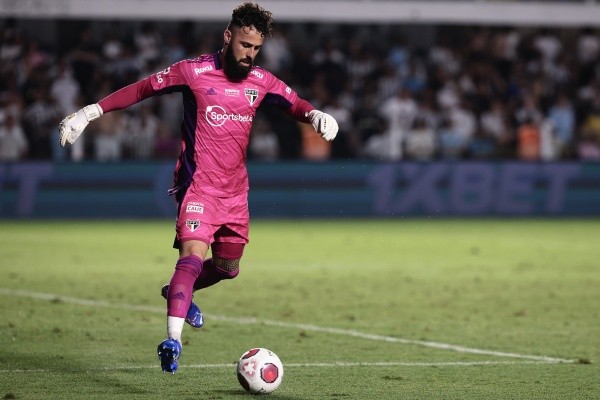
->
[175,254,203,277]
[213,257,240,279]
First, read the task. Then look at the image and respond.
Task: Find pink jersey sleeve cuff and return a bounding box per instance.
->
[288,98,315,124]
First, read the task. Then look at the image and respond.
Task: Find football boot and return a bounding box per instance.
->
[157,338,182,373]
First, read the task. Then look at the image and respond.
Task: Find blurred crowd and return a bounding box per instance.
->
[1,19,600,163]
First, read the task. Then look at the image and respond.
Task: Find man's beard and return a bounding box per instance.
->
[223,45,252,81]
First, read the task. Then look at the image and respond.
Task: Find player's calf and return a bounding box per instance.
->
[161,284,204,328]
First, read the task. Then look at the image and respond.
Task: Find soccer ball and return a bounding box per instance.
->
[236,348,284,394]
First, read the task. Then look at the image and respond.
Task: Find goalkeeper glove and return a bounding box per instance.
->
[59,104,103,146]
[308,110,338,141]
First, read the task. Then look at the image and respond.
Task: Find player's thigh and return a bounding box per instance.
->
[217,192,250,246]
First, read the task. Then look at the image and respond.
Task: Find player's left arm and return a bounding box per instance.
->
[263,73,338,141]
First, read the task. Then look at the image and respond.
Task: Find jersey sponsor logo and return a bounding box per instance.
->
[186,220,200,232]
[225,89,240,97]
[186,202,204,213]
[285,86,292,95]
[245,88,259,106]
[156,67,170,84]
[194,66,214,75]
[250,69,264,79]
[206,88,217,95]
[205,105,253,127]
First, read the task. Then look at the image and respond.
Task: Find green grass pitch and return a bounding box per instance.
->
[0,218,598,399]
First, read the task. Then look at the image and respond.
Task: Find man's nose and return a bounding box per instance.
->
[246,48,257,59]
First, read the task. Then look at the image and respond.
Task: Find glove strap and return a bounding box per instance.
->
[307,109,319,122]
[83,104,103,121]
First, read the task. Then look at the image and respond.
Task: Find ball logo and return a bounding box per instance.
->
[261,363,279,383]
[205,105,253,127]
[241,360,258,377]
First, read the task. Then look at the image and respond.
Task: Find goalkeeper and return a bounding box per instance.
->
[58,1,338,374]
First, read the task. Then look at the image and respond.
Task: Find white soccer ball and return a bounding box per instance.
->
[236,348,284,394]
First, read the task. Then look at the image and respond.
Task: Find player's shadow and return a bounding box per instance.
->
[213,389,305,399]
[1,353,155,397]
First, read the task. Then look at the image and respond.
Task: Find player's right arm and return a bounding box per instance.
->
[59,62,190,146]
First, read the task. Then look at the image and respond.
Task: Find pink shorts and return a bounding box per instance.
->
[175,188,249,247]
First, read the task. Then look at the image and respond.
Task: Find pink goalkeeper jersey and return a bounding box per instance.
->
[98,51,314,198]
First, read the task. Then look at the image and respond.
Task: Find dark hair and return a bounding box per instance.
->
[228,2,273,38]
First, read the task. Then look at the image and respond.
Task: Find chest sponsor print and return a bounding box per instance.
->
[205,105,253,127]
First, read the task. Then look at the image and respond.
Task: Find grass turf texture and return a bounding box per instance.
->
[0,219,598,399]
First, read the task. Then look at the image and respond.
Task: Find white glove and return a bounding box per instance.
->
[59,104,103,146]
[308,110,338,141]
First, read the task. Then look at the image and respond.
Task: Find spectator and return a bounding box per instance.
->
[0,113,28,161]
[323,97,358,159]
[468,128,497,160]
[577,28,600,65]
[70,27,100,102]
[346,38,376,93]
[162,33,186,66]
[405,117,436,161]
[363,120,403,161]
[51,57,83,160]
[446,98,477,146]
[21,86,62,159]
[387,34,410,77]
[102,32,124,62]
[438,117,467,159]
[480,100,510,143]
[547,93,575,157]
[376,61,402,103]
[579,95,600,149]
[260,29,291,74]
[134,22,161,66]
[380,87,417,137]
[154,124,180,160]
[514,94,543,126]
[517,118,541,161]
[539,118,558,161]
[311,37,346,97]
[0,26,24,66]
[125,104,160,159]
[354,95,386,151]
[249,115,279,161]
[577,130,600,160]
[93,109,125,161]
[533,28,562,64]
[403,58,428,95]
[301,121,331,161]
[415,91,440,131]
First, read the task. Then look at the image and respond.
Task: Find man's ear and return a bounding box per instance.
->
[224,29,232,45]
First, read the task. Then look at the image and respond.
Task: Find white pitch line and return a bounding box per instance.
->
[0,360,564,374]
[0,288,574,364]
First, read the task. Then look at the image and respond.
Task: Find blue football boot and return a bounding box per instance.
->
[161,284,204,328]
[157,338,182,373]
